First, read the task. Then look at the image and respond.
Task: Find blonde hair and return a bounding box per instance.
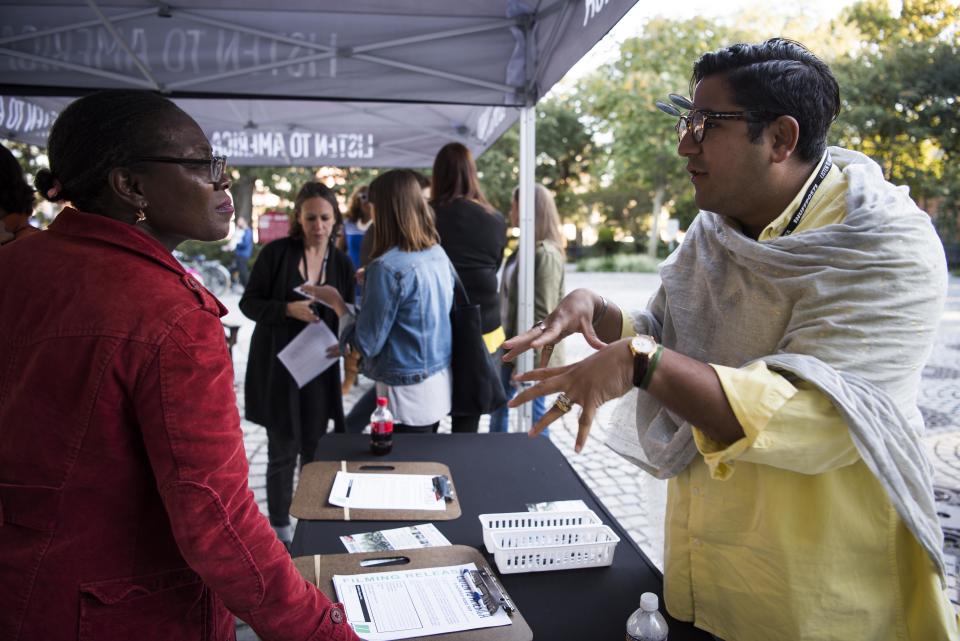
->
[512,184,565,248]
[369,170,439,259]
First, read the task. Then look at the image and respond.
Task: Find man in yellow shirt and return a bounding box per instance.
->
[504,39,957,641]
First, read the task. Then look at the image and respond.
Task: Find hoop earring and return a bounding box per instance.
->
[136,209,146,223]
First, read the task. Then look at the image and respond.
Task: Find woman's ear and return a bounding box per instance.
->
[107,166,147,210]
[768,115,801,164]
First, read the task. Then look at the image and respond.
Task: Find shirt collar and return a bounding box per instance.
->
[758,151,839,241]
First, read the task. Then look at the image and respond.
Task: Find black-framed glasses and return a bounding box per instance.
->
[655,94,776,144]
[134,155,228,184]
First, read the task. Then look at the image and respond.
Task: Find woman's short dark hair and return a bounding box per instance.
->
[0,143,35,216]
[290,181,342,238]
[34,90,188,212]
[691,38,840,163]
[430,142,493,211]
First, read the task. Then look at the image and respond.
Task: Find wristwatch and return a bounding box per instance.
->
[629,335,662,390]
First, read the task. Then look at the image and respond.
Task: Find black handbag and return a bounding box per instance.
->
[449,269,507,417]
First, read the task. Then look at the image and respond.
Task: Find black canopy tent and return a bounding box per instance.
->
[0,0,640,427]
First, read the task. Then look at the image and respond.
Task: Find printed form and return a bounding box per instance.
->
[328,472,447,511]
[333,563,512,640]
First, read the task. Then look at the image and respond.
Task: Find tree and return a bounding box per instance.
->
[833,0,960,245]
[475,97,596,223]
[577,17,759,254]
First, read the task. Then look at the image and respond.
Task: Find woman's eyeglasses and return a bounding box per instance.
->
[134,155,228,184]
[655,94,776,144]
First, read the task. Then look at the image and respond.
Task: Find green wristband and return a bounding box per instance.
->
[639,345,663,390]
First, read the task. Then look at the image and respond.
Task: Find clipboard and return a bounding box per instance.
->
[294,545,533,641]
[290,460,462,521]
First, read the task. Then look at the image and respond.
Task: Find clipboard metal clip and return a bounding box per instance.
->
[432,475,455,502]
[465,567,515,616]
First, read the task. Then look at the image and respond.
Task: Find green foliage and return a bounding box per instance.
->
[833,0,960,242]
[576,252,661,273]
[475,98,596,220]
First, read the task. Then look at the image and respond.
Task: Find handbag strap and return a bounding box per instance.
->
[450,264,471,306]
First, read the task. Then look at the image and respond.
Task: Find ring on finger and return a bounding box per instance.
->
[552,392,574,414]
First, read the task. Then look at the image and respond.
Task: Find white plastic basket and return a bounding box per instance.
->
[478,511,603,553]
[487,524,621,574]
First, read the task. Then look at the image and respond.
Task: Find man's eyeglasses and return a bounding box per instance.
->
[134,155,228,184]
[655,94,776,144]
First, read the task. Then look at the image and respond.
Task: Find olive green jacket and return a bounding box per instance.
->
[501,240,565,367]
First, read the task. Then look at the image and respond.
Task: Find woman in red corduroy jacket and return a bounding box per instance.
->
[0,91,358,641]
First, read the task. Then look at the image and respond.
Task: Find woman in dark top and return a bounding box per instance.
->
[240,182,354,543]
[431,142,507,432]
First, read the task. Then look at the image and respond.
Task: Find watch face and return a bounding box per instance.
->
[631,335,657,356]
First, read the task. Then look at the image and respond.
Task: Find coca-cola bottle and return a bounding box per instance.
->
[370,396,394,455]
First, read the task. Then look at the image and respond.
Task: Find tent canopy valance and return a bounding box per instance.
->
[0,0,636,165]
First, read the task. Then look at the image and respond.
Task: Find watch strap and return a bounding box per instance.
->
[638,345,663,390]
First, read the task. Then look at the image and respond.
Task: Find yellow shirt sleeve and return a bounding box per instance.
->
[693,360,861,479]
[620,309,637,338]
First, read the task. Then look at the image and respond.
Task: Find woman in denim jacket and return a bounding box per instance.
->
[306,169,454,432]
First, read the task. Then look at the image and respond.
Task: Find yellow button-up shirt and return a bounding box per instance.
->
[632,154,957,640]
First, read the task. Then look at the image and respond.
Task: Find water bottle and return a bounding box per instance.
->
[370,396,394,455]
[626,592,668,641]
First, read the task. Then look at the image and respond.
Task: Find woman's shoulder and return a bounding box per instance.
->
[259,235,297,258]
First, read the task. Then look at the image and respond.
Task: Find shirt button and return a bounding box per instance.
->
[183,275,200,290]
[330,608,343,624]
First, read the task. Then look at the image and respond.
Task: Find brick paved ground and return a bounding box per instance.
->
[226,270,960,638]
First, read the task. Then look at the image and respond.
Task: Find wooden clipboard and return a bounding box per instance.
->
[290,460,462,521]
[294,545,533,641]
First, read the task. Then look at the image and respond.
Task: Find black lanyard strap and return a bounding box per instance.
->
[780,151,833,237]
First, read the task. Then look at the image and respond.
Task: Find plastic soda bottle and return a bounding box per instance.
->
[370,396,394,455]
[626,592,668,641]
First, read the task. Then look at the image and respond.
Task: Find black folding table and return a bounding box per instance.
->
[291,433,712,640]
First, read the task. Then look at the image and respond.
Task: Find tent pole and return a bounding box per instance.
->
[516,105,536,433]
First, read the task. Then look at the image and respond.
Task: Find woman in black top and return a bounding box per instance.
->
[431,142,507,432]
[240,182,354,543]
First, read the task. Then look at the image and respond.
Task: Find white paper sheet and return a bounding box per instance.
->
[341,524,452,553]
[328,472,447,511]
[276,321,338,388]
[333,563,512,640]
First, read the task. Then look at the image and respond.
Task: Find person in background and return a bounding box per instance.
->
[0,90,357,641]
[489,184,565,433]
[504,39,956,641]
[240,182,355,545]
[431,142,506,432]
[232,215,253,288]
[345,170,433,431]
[341,184,372,270]
[0,142,40,245]
[307,169,454,433]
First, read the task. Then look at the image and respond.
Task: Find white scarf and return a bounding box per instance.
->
[605,147,948,578]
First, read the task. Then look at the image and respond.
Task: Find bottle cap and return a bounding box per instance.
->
[376,396,388,407]
[640,592,658,612]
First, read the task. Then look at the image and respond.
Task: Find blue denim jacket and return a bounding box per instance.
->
[342,244,454,386]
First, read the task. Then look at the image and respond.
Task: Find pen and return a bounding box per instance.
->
[460,569,484,604]
[346,480,353,498]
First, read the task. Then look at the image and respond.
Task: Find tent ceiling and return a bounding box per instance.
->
[0,0,637,166]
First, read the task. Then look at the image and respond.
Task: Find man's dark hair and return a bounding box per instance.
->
[691,38,840,163]
[35,90,186,211]
[0,143,35,216]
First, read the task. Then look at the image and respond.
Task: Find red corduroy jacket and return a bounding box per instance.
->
[0,208,357,641]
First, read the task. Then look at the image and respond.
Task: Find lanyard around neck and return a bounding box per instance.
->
[301,244,330,285]
[780,151,833,237]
